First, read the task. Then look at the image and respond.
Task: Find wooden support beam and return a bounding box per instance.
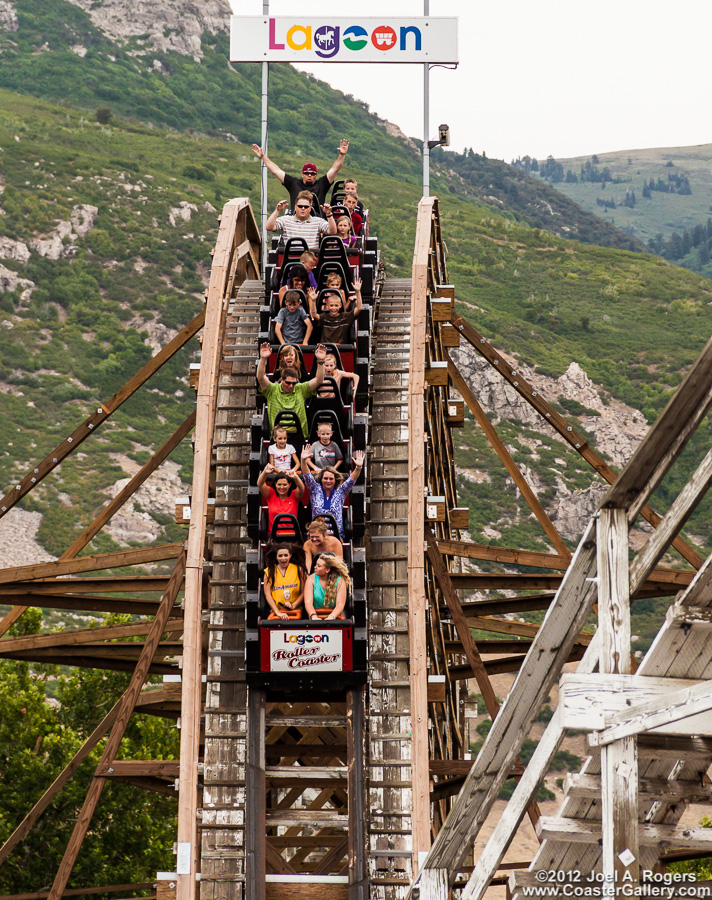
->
[589,678,712,747]
[63,413,195,560]
[0,544,183,585]
[451,313,705,569]
[0,312,205,520]
[94,760,179,778]
[246,687,266,900]
[415,519,598,888]
[0,577,172,594]
[597,507,638,886]
[408,196,435,869]
[425,528,540,833]
[178,199,250,900]
[564,773,712,804]
[536,818,712,851]
[425,362,449,386]
[447,357,570,558]
[437,540,570,570]
[0,618,184,653]
[0,884,155,900]
[47,551,186,899]
[629,445,712,593]
[440,324,460,348]
[347,688,367,900]
[560,673,712,737]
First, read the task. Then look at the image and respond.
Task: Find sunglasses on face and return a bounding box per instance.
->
[282,379,297,386]
[295,204,311,209]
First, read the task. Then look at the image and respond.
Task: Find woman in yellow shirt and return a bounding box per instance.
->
[263,543,306,619]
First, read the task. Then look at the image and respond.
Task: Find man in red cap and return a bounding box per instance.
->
[252,139,349,215]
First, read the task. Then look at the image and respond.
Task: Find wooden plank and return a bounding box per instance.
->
[536,818,712,851]
[178,199,247,900]
[408,197,434,868]
[589,678,712,747]
[560,673,712,735]
[629,445,712,591]
[94,761,179,778]
[437,540,570,571]
[0,619,184,653]
[564,773,712,804]
[64,413,196,559]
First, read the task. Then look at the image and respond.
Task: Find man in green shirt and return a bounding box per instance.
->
[257,341,328,436]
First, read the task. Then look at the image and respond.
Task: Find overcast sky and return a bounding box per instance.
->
[230,0,711,163]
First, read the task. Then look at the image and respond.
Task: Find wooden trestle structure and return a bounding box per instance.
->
[2,195,712,900]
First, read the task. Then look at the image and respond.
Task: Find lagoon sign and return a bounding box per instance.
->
[230,17,458,64]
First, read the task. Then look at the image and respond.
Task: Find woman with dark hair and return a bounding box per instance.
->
[263,543,307,619]
[257,464,305,531]
[300,448,364,540]
[278,264,310,306]
[304,552,351,620]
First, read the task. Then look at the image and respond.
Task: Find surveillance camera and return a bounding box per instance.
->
[438,124,450,147]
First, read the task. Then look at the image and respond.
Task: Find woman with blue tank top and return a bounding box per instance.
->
[304,553,351,620]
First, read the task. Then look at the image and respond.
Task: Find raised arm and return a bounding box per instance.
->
[326,139,349,183]
[256,341,272,390]
[252,144,287,183]
[322,203,338,236]
[308,343,328,392]
[352,275,363,316]
[307,287,319,321]
[257,463,276,498]
[350,449,365,482]
[266,199,289,233]
[291,470,305,502]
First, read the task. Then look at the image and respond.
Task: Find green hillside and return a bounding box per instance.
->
[1,89,712,565]
[528,145,712,277]
[0,0,640,252]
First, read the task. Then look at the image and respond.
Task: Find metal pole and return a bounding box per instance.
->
[423,0,429,197]
[260,0,269,277]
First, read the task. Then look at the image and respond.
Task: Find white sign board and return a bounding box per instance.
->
[230,17,458,64]
[269,629,344,671]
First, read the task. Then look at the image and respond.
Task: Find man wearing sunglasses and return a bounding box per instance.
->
[257,340,329,437]
[266,191,337,250]
[252,139,350,213]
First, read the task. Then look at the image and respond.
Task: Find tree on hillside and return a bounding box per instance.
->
[0,613,178,891]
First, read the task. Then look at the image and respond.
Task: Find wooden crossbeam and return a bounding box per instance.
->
[0,577,172,594]
[451,313,705,569]
[0,544,183,585]
[588,677,712,747]
[415,520,599,891]
[0,618,184,653]
[0,591,165,615]
[446,357,570,558]
[536,817,712,850]
[564,773,712,804]
[48,551,186,900]
[0,312,205,520]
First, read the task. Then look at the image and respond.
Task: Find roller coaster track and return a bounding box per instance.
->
[4,196,712,900]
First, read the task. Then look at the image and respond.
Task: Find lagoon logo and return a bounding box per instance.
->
[269,19,422,59]
[283,632,330,645]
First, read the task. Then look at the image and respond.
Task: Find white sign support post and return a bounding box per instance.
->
[260,1,269,277]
